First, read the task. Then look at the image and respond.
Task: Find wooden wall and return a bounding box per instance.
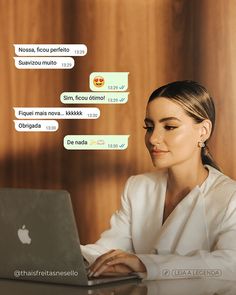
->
[0,0,235,243]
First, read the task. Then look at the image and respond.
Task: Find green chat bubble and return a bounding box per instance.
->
[60,92,129,104]
[89,72,129,92]
[64,135,130,150]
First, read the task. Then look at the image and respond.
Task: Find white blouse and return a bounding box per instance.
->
[81,165,236,280]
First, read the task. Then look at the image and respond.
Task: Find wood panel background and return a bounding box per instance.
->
[0,0,235,243]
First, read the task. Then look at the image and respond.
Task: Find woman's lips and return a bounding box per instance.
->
[151,149,169,156]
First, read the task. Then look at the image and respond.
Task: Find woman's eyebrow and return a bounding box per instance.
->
[144,117,181,124]
[159,116,182,123]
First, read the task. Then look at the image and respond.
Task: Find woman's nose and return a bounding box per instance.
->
[148,128,164,146]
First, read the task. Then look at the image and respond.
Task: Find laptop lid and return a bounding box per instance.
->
[0,188,139,286]
[0,188,89,285]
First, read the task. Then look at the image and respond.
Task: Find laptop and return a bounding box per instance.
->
[0,188,139,286]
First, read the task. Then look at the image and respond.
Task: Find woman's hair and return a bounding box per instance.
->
[148,80,221,171]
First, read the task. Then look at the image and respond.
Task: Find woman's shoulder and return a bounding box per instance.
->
[204,165,236,202]
[205,165,236,189]
[204,165,236,224]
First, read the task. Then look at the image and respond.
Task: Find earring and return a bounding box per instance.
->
[198,141,205,148]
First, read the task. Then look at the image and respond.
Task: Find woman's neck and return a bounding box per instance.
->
[166,161,209,198]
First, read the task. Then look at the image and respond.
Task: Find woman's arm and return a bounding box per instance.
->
[88,192,236,280]
[138,192,236,280]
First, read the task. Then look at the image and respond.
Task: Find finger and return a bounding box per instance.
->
[93,263,132,277]
[92,263,111,277]
[89,254,120,277]
[88,250,116,276]
[106,257,135,271]
[90,252,127,277]
[88,249,115,274]
[100,266,130,277]
[106,257,126,266]
[112,264,133,274]
[88,249,123,277]
[106,255,147,273]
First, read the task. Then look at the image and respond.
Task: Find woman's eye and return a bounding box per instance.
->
[143,126,153,132]
[165,126,177,130]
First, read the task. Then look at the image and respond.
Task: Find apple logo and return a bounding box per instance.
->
[17,225,31,244]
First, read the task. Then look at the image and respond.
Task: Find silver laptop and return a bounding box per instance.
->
[0,188,139,286]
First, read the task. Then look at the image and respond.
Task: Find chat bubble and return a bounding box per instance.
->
[14,44,87,56]
[60,92,129,104]
[14,107,100,119]
[64,135,130,150]
[14,57,74,69]
[14,120,58,132]
[89,72,129,92]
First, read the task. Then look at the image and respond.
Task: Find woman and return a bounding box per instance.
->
[81,80,236,280]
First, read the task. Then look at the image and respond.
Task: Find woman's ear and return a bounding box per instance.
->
[199,119,212,141]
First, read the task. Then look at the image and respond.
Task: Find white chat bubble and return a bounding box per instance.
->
[14,107,100,119]
[14,57,74,69]
[89,72,129,91]
[60,92,129,104]
[14,44,87,56]
[64,135,130,150]
[14,120,58,132]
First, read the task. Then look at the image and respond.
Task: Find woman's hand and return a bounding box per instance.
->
[88,249,147,277]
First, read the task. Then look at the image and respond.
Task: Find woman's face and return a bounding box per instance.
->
[144,97,208,169]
